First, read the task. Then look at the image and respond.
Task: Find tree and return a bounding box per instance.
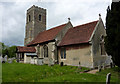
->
[0,42,8,57]
[105,2,120,67]
[0,42,16,58]
[7,46,16,58]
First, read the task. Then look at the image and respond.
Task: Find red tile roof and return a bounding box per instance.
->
[27,23,67,46]
[59,20,99,46]
[16,46,36,53]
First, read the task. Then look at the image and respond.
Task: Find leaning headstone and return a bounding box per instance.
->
[4,55,8,62]
[110,62,113,68]
[8,58,12,63]
[106,73,111,84]
[98,65,101,72]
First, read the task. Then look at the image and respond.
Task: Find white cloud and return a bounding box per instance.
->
[0,0,112,46]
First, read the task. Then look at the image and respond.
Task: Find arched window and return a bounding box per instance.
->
[28,15,31,22]
[60,48,66,59]
[44,45,48,57]
[39,15,41,21]
[36,44,40,55]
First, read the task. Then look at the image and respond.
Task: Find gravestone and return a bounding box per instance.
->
[8,58,12,63]
[4,55,8,62]
[37,58,43,65]
[16,56,19,62]
[12,57,15,60]
[102,63,105,70]
[12,57,15,62]
[2,56,5,63]
[98,65,101,72]
[78,61,82,69]
[106,73,111,84]
[60,62,64,66]
[110,62,113,68]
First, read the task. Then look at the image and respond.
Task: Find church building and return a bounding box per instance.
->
[16,5,111,68]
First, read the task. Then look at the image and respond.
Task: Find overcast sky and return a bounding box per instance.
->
[0,0,112,46]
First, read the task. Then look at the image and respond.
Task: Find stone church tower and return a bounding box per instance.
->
[24,5,46,46]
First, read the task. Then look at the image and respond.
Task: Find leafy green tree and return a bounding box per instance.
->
[0,42,8,57]
[7,46,16,58]
[105,2,120,67]
[0,42,16,58]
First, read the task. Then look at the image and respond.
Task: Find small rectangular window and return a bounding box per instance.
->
[39,15,41,21]
[28,15,31,22]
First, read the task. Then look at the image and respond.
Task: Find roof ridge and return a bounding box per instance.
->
[73,20,99,29]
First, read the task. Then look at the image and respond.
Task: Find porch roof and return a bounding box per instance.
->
[16,46,36,53]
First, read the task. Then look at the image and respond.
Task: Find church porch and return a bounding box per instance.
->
[16,46,36,63]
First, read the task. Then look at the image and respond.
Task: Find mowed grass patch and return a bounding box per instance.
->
[2,62,120,82]
[40,67,120,82]
[2,62,82,82]
[39,73,106,82]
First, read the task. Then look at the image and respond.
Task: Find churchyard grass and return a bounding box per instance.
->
[2,62,120,82]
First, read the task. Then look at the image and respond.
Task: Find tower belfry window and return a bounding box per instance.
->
[39,15,41,21]
[28,15,31,22]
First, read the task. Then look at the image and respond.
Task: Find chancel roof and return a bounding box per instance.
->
[59,20,99,46]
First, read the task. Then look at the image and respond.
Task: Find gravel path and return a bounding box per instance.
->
[87,69,98,74]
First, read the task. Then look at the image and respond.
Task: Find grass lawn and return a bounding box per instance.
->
[2,62,120,83]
